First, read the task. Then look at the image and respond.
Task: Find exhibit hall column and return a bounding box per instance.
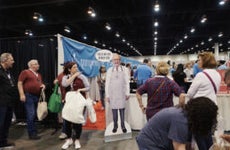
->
[214,43,219,59]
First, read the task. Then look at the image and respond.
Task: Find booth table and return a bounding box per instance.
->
[106,94,230,131]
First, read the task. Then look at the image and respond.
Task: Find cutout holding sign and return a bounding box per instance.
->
[95,49,113,62]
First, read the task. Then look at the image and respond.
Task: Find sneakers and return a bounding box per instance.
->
[59,133,67,140]
[74,139,81,149]
[62,139,73,149]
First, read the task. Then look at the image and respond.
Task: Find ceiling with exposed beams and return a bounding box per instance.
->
[0,0,229,56]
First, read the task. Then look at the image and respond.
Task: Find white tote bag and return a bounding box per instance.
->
[62,91,87,124]
[37,89,48,121]
[85,98,97,123]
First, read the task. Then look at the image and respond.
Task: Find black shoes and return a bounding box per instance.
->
[29,135,41,140]
[112,127,117,133]
[112,124,118,133]
[122,127,127,133]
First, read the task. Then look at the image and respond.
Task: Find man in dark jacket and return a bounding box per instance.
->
[0,53,17,149]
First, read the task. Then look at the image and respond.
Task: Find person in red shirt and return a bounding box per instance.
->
[18,59,45,140]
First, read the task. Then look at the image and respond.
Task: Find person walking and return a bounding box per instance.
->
[0,53,18,149]
[18,59,46,140]
[61,62,90,149]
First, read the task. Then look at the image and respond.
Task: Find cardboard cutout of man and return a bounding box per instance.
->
[105,53,130,133]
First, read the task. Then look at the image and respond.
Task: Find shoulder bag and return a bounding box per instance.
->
[48,83,62,113]
[37,89,48,121]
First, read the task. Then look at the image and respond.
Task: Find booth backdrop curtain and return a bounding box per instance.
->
[0,36,57,121]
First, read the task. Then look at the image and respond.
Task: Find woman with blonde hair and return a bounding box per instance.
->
[136,61,185,120]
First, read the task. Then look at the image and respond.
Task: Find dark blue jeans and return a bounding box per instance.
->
[24,93,39,137]
[0,106,13,147]
[99,89,105,108]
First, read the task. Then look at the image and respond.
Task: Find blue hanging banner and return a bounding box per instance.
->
[61,36,141,77]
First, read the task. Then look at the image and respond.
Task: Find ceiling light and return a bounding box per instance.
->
[218,32,223,37]
[154,20,159,27]
[33,12,44,22]
[219,0,226,5]
[190,27,195,33]
[208,37,212,41]
[82,34,87,40]
[64,26,71,33]
[94,40,98,44]
[154,1,160,12]
[25,29,33,36]
[154,31,158,35]
[200,15,207,23]
[87,7,96,18]
[115,32,120,37]
[184,35,188,39]
[102,43,106,47]
[122,38,126,42]
[154,37,157,41]
[180,40,183,43]
[201,41,204,45]
[105,23,111,30]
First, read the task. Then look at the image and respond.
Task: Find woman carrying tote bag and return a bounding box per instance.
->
[61,62,90,150]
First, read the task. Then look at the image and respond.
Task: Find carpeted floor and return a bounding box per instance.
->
[83,101,106,130]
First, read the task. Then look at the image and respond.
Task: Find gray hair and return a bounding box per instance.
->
[0,53,12,63]
[28,59,38,68]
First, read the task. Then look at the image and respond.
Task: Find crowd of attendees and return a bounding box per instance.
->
[1,51,230,150]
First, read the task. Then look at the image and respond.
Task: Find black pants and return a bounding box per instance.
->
[65,120,82,139]
[0,106,13,147]
[112,108,125,128]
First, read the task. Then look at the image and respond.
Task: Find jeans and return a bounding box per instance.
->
[99,89,105,108]
[24,93,39,136]
[0,106,13,146]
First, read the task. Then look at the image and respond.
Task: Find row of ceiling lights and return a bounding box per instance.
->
[166,0,228,55]
[180,38,230,55]
[152,0,160,55]
[24,7,140,56]
[24,12,44,36]
[64,6,142,56]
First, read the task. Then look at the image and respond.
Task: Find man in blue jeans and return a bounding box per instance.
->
[18,59,46,140]
[0,53,18,149]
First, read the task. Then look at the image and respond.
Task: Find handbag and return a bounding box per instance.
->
[37,89,48,121]
[85,98,97,123]
[62,91,87,124]
[48,83,62,113]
